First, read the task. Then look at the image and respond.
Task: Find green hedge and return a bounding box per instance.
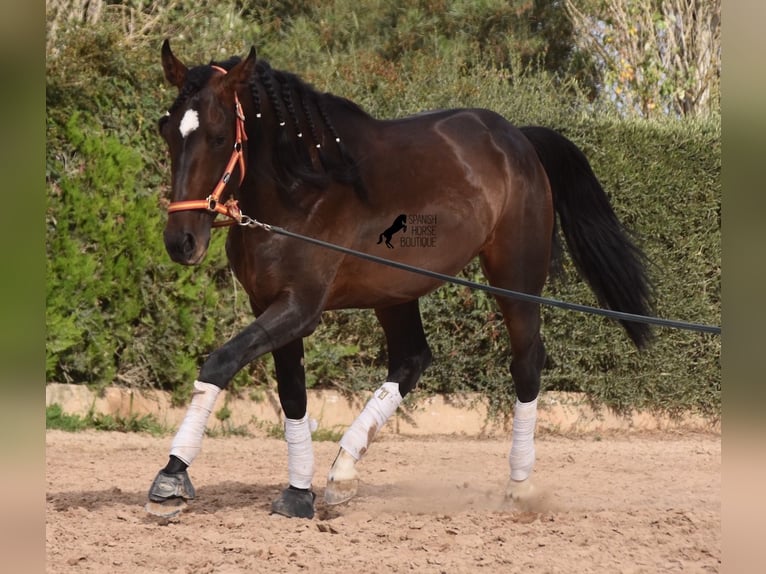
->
[45,4,720,415]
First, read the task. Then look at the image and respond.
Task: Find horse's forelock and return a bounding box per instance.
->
[209,56,242,72]
[168,57,241,114]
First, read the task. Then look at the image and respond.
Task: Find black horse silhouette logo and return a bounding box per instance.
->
[377,214,407,248]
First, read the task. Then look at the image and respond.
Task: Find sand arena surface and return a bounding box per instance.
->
[46,429,720,573]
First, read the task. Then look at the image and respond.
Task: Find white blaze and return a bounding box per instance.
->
[179,109,199,138]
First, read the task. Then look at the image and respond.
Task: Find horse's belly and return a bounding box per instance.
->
[325,237,481,309]
[325,272,446,309]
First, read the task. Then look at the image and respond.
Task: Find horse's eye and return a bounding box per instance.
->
[210,134,226,148]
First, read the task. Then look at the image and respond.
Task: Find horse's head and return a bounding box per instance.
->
[159,40,256,265]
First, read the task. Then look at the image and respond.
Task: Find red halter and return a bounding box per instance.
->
[166,65,248,227]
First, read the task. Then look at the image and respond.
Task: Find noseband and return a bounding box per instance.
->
[167,65,248,227]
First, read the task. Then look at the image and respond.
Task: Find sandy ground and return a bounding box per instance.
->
[46,429,720,573]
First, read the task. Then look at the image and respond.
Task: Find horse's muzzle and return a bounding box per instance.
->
[163,226,210,265]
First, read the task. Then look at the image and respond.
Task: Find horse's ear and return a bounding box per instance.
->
[161,39,188,89]
[225,46,257,89]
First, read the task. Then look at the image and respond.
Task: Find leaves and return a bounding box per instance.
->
[565,0,721,117]
[45,1,719,418]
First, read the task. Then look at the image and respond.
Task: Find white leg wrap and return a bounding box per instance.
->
[170,380,222,465]
[285,414,314,489]
[339,382,402,460]
[509,397,538,482]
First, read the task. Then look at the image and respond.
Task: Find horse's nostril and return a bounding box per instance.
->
[164,228,204,264]
[182,233,196,258]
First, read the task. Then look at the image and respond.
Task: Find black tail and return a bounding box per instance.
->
[521,126,654,349]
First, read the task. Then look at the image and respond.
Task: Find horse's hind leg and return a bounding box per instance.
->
[480,233,550,502]
[324,299,432,505]
[501,298,546,501]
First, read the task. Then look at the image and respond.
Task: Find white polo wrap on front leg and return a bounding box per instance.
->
[284,414,315,489]
[339,382,402,460]
[509,397,538,482]
[170,380,222,465]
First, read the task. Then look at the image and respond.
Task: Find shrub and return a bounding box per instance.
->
[45,2,720,418]
[45,108,254,398]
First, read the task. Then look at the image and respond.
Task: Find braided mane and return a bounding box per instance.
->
[163,54,366,204]
[250,60,367,202]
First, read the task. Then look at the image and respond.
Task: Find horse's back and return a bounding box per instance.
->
[321,107,553,309]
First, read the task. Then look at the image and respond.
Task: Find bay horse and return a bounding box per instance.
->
[146,41,652,519]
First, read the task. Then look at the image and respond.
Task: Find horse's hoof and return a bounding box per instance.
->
[324,478,359,506]
[270,487,316,519]
[505,478,535,502]
[148,469,196,501]
[145,497,187,518]
[325,447,359,505]
[145,469,195,517]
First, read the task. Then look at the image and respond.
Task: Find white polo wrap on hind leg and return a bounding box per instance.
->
[509,397,538,482]
[339,382,402,460]
[170,380,222,465]
[284,414,315,489]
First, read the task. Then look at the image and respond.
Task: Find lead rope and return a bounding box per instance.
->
[234,215,721,335]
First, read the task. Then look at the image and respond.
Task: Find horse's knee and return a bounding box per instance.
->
[280,398,307,420]
[199,347,238,389]
[197,321,273,387]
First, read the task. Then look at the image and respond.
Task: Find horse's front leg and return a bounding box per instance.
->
[145,295,320,518]
[269,338,317,519]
